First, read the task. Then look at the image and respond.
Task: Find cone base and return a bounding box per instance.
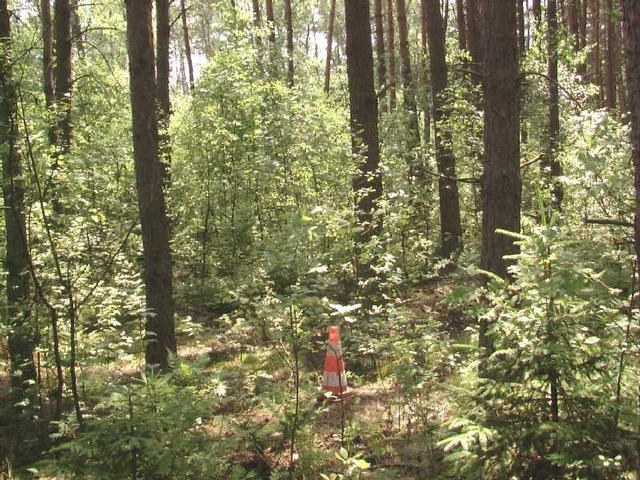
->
[323,386,354,399]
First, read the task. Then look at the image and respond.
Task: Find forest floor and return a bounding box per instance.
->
[1,281,466,479]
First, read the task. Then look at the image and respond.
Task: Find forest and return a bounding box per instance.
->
[0,0,639,478]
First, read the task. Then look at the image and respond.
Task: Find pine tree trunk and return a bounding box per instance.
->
[1,0,36,403]
[265,0,275,44]
[156,0,170,118]
[605,0,616,109]
[344,0,383,280]
[533,0,542,23]
[419,0,431,143]
[70,0,83,55]
[456,0,467,51]
[622,2,639,475]
[481,0,521,279]
[156,0,171,183]
[41,0,57,145]
[568,0,579,49]
[591,0,604,102]
[577,0,587,76]
[285,0,294,87]
[424,0,463,258]
[545,0,563,209]
[181,0,195,90]
[517,0,526,54]
[386,0,397,108]
[396,0,420,147]
[579,0,587,50]
[324,0,336,93]
[125,0,176,372]
[374,0,387,109]
[252,0,261,24]
[466,0,483,83]
[54,0,72,153]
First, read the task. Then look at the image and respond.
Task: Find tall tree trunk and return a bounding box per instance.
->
[481,0,521,279]
[374,0,387,110]
[533,0,542,23]
[252,0,261,24]
[568,0,579,48]
[579,0,587,51]
[1,0,36,405]
[386,0,397,108]
[284,0,294,87]
[623,0,640,470]
[605,0,616,109]
[456,0,467,51]
[545,0,563,210]
[344,0,383,281]
[54,0,72,153]
[591,0,604,102]
[125,0,176,371]
[577,0,587,76]
[324,0,336,93]
[466,0,483,83]
[396,0,420,147]
[265,0,275,44]
[265,0,276,74]
[517,0,526,54]
[181,0,194,90]
[70,0,83,55]
[156,0,171,183]
[156,0,170,119]
[420,0,431,143]
[424,0,463,258]
[41,0,57,146]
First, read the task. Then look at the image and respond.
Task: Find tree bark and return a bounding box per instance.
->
[517,0,526,55]
[285,0,294,87]
[466,0,483,83]
[1,0,36,402]
[591,0,604,102]
[265,0,275,44]
[344,0,383,279]
[70,0,83,55]
[54,0,72,153]
[374,0,387,110]
[181,0,194,90]
[41,0,57,146]
[252,0,261,24]
[419,0,431,143]
[533,0,542,23]
[396,0,420,148]
[156,0,171,183]
[579,0,587,52]
[456,0,467,51]
[481,0,521,279]
[156,0,170,119]
[125,0,176,371]
[545,0,563,210]
[386,0,397,108]
[568,0,579,49]
[623,2,640,475]
[324,0,336,93]
[605,0,616,109]
[424,0,463,258]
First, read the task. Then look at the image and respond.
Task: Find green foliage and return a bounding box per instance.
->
[36,367,236,480]
[441,226,636,479]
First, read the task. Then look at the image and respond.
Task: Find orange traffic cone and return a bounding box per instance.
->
[322,326,352,397]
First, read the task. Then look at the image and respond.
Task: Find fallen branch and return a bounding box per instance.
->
[584,218,633,228]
